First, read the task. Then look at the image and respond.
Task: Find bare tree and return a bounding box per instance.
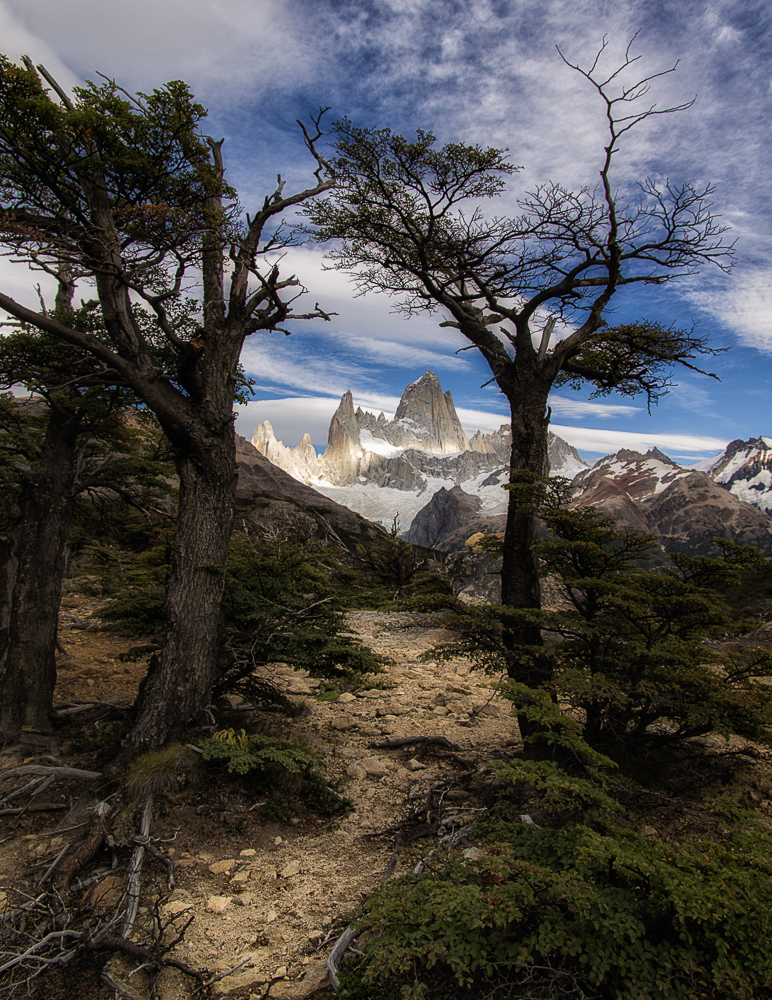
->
[304,37,735,664]
[0,55,334,759]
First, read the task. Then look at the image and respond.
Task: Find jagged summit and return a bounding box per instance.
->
[250,372,588,523]
[696,436,772,515]
[387,371,469,454]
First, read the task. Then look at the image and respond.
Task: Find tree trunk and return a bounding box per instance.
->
[500,374,551,640]
[117,426,237,758]
[499,372,555,754]
[0,411,80,736]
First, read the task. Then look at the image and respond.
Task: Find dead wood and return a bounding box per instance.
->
[121,794,153,938]
[367,735,468,754]
[54,800,111,892]
[0,763,100,783]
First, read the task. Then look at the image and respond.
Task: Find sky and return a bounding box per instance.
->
[1,0,771,464]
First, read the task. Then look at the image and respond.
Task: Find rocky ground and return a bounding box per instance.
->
[0,605,519,1000]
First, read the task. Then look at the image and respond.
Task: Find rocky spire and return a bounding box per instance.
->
[385,371,469,454]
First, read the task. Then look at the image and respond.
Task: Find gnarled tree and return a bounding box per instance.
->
[0,55,334,758]
[305,39,735,657]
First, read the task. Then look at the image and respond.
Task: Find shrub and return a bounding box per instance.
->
[353,721,772,999]
[421,481,772,757]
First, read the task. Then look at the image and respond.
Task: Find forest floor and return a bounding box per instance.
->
[1,594,524,1000]
[3,593,772,1000]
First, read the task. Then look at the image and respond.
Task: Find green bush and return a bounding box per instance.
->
[353,724,772,999]
[200,727,349,817]
[421,481,772,757]
[97,521,390,703]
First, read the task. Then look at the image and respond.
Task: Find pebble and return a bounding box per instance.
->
[330,716,356,731]
[209,859,237,875]
[206,895,233,914]
[240,848,257,857]
[280,860,301,878]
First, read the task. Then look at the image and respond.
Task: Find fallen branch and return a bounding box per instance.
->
[327,925,360,993]
[367,735,467,754]
[0,803,69,817]
[0,764,100,783]
[54,800,112,892]
[121,795,153,938]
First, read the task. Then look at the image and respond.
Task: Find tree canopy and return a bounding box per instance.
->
[304,39,735,624]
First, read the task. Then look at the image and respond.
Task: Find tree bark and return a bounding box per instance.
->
[116,424,237,758]
[498,363,553,642]
[0,410,80,736]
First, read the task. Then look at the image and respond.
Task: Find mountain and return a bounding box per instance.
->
[693,436,772,515]
[234,436,386,555]
[572,447,772,555]
[250,371,588,526]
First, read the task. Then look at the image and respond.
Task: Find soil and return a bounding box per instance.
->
[3,594,772,1000]
[0,597,519,1000]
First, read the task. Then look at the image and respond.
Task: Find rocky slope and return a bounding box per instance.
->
[694,436,772,515]
[251,372,587,526]
[572,447,772,555]
[235,436,386,555]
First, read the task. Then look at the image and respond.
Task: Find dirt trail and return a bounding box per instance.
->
[1,608,519,1000]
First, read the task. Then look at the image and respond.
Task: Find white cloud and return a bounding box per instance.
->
[1,0,310,96]
[236,396,340,444]
[682,265,772,353]
[547,396,641,420]
[551,424,727,458]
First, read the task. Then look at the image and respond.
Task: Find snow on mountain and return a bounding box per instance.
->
[572,448,692,502]
[250,371,589,526]
[696,437,772,515]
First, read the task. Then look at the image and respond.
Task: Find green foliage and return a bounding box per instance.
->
[421,480,772,757]
[200,728,348,817]
[352,519,451,606]
[97,518,390,701]
[353,715,772,1000]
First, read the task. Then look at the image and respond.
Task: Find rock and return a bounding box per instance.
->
[406,758,426,771]
[346,763,366,780]
[265,908,278,923]
[338,692,356,703]
[206,895,233,914]
[209,859,237,875]
[273,966,288,979]
[240,848,257,857]
[330,716,356,731]
[85,872,124,910]
[361,757,389,777]
[280,859,301,878]
[462,847,484,861]
[432,706,449,717]
[268,959,330,998]
[162,900,194,917]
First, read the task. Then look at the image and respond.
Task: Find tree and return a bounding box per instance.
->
[426,478,772,757]
[304,38,735,656]
[0,290,173,736]
[0,55,334,759]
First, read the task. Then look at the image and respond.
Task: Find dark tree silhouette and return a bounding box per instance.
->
[304,38,734,658]
[0,55,334,758]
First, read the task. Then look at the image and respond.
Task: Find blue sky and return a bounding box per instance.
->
[1,0,771,463]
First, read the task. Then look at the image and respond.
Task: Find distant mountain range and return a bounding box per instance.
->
[251,371,587,527]
[406,442,772,556]
[250,373,772,555]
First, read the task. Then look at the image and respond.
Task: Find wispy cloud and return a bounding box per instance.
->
[551,424,727,459]
[681,264,772,354]
[548,396,642,420]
